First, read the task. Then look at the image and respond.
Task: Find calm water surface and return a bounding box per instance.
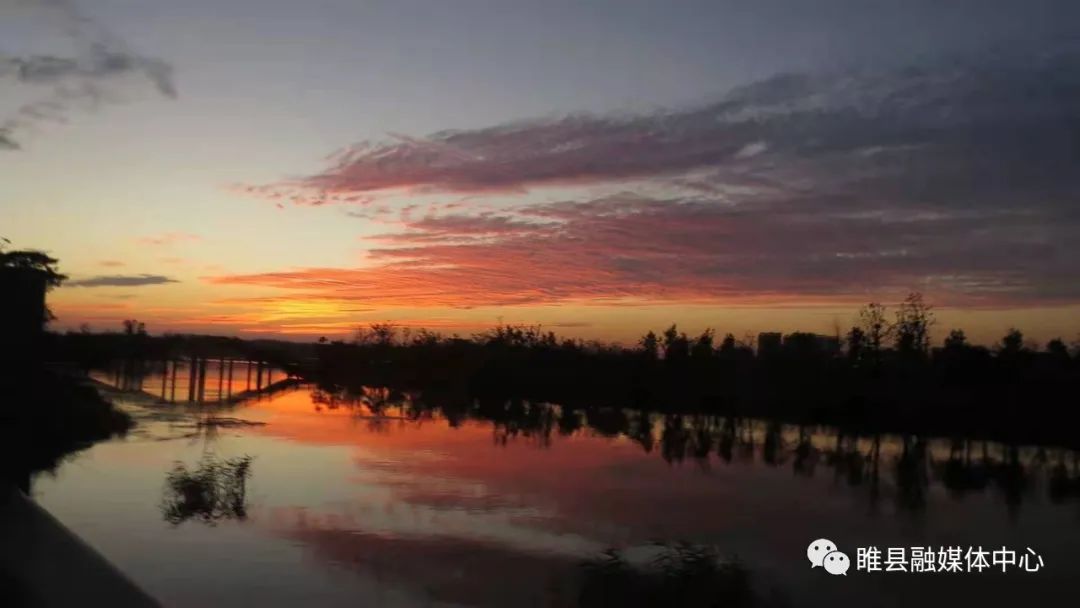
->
[31,377,1080,607]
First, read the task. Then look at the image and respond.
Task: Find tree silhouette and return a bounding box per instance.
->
[0,249,67,288]
[857,302,890,357]
[845,326,866,363]
[690,329,715,360]
[639,330,660,360]
[718,333,737,355]
[355,322,397,347]
[661,324,690,362]
[1047,338,1069,360]
[894,292,934,358]
[122,319,147,336]
[944,329,968,350]
[1,240,68,324]
[999,328,1025,356]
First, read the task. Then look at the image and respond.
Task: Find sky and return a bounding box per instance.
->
[2,0,1080,346]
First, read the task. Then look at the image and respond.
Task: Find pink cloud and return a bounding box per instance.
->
[234,44,1080,209]
[215,45,1080,309]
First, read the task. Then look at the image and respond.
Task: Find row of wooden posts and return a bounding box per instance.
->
[154,357,275,403]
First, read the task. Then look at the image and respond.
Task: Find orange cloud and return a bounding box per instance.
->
[208,194,1077,310]
[137,232,201,246]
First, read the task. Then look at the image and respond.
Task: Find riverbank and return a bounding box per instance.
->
[0,367,157,606]
[0,366,133,491]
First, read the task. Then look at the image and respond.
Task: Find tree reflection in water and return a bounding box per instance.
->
[310,385,1080,517]
[578,543,779,608]
[161,454,253,525]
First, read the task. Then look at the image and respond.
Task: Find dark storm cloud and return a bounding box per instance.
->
[247,41,1080,203]
[1,47,175,96]
[67,274,178,287]
[0,127,17,150]
[0,0,176,148]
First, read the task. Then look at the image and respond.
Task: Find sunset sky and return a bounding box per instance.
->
[3,0,1080,345]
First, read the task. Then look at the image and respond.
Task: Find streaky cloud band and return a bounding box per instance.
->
[67,274,179,287]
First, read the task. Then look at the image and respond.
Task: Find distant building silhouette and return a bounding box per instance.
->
[757,332,782,356]
[812,334,841,356]
[782,332,841,357]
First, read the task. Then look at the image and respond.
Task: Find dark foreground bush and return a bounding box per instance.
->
[0,367,132,488]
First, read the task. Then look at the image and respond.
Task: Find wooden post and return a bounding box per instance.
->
[217,357,225,401]
[256,362,263,390]
[160,360,168,400]
[227,359,234,398]
[188,356,197,401]
[246,360,252,390]
[197,357,207,402]
[170,359,178,402]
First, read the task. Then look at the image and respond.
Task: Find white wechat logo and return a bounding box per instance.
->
[823,551,850,576]
[807,538,836,568]
[807,538,849,575]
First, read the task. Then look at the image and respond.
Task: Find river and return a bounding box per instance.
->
[30,376,1080,607]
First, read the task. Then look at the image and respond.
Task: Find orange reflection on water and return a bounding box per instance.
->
[35,381,1080,608]
[242,388,817,550]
